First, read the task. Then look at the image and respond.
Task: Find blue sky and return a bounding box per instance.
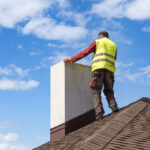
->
[0,0,150,149]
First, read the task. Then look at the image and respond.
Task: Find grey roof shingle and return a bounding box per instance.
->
[33,97,150,150]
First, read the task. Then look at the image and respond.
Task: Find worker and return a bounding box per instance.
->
[63,31,119,121]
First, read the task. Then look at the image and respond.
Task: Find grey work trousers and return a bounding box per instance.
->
[90,69,118,115]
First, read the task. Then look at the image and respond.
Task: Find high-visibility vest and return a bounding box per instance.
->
[92,38,117,72]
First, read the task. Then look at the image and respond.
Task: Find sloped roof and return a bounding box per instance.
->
[33,97,150,150]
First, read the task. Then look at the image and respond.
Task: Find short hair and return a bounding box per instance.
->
[98,31,109,38]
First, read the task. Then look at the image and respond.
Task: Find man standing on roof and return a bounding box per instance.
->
[64,31,119,121]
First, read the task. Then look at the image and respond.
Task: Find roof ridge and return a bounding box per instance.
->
[76,98,149,150]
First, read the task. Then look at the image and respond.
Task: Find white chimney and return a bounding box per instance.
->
[50,61,95,142]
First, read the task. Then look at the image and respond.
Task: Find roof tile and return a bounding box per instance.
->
[33,97,150,150]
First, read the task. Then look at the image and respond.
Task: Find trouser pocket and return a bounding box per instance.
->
[90,77,97,89]
[90,70,102,89]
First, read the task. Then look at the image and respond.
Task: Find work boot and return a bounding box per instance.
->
[96,112,104,121]
[111,105,119,113]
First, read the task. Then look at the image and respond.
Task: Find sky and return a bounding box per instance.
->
[0,0,150,149]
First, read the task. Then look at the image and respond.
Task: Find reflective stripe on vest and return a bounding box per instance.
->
[92,58,115,65]
[94,53,115,60]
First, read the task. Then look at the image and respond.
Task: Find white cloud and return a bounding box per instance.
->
[91,0,150,20]
[34,66,41,70]
[140,65,150,74]
[0,133,26,150]
[110,31,132,44]
[91,29,132,45]
[48,41,87,50]
[101,19,124,31]
[35,136,48,141]
[0,133,19,143]
[90,19,132,45]
[0,65,29,77]
[142,26,150,32]
[115,61,134,81]
[0,122,18,129]
[73,13,90,27]
[10,65,29,78]
[30,51,42,56]
[21,17,88,41]
[0,0,52,28]
[47,43,57,48]
[43,51,70,65]
[124,72,143,82]
[0,0,87,41]
[116,61,134,68]
[126,0,150,20]
[0,67,12,76]
[54,0,70,8]
[0,79,39,91]
[147,74,150,78]
[48,43,68,49]
[17,45,22,49]
[0,64,39,91]
[57,10,90,27]
[41,50,91,68]
[115,61,150,84]
[91,0,125,19]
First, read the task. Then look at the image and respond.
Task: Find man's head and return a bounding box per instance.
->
[98,31,109,39]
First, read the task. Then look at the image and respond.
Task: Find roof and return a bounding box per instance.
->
[33,97,150,150]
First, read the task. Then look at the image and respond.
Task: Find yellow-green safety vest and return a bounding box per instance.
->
[92,38,117,72]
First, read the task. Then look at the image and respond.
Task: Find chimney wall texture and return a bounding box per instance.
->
[50,61,95,142]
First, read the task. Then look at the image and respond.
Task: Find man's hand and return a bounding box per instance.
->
[63,58,72,63]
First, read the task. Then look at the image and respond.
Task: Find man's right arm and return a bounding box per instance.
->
[71,41,96,63]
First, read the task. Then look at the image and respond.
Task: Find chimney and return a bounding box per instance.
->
[50,61,95,142]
